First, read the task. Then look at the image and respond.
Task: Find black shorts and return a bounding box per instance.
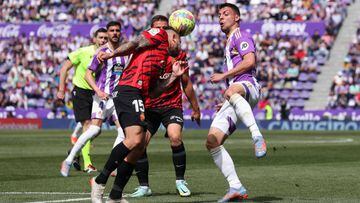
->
[146,107,183,136]
[72,86,94,122]
[113,85,147,129]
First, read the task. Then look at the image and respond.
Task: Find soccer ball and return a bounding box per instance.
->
[169,9,195,36]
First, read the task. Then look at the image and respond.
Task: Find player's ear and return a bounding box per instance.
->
[235,14,240,23]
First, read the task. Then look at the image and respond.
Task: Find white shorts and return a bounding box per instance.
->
[210,80,261,136]
[91,95,118,122]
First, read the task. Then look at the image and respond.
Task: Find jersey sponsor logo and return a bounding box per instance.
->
[112,63,125,75]
[148,28,160,36]
[159,73,171,80]
[137,80,143,86]
[240,42,249,51]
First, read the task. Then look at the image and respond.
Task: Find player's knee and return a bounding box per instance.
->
[224,88,245,101]
[206,133,220,151]
[169,134,182,147]
[224,89,237,100]
[82,120,91,129]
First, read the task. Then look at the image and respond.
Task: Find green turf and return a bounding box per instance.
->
[0,130,359,202]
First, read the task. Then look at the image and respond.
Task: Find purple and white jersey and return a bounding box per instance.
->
[88,44,128,95]
[224,28,256,86]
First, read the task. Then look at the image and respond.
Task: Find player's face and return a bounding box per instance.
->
[168,31,181,57]
[152,20,168,29]
[94,32,108,47]
[107,25,121,43]
[218,7,240,34]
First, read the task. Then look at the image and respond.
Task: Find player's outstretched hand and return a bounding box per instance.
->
[210,73,226,83]
[97,51,113,63]
[172,61,189,77]
[191,109,201,126]
[56,90,65,100]
[96,90,109,100]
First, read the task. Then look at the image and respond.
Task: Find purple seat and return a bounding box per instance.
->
[295,99,305,107]
[300,90,310,99]
[298,73,309,81]
[294,82,304,90]
[291,90,300,98]
[288,99,297,107]
[308,73,318,82]
[303,82,313,90]
[279,90,291,99]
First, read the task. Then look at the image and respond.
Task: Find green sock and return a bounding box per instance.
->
[82,140,92,167]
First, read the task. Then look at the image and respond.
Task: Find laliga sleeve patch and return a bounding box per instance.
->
[240,41,249,51]
[148,28,160,36]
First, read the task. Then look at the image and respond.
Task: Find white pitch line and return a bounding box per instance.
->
[0,192,90,195]
[26,197,90,203]
[269,138,354,144]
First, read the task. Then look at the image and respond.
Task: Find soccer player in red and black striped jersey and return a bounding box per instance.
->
[129,15,200,198]
[90,25,188,202]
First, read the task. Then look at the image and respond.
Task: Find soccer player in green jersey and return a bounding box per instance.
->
[57,28,108,173]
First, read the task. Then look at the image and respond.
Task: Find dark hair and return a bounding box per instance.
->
[106,21,121,30]
[151,15,168,27]
[94,27,107,37]
[218,3,240,17]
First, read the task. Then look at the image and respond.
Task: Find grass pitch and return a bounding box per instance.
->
[0,130,359,202]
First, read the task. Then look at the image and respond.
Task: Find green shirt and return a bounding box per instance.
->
[265,104,273,120]
[68,45,96,90]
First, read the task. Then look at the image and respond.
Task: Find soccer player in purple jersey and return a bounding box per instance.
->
[207,3,267,202]
[60,21,128,177]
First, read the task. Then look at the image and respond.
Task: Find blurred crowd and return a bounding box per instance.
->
[327,26,360,109]
[1,0,159,30]
[0,0,354,116]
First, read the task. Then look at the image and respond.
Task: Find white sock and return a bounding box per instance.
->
[210,145,242,189]
[71,122,83,138]
[65,125,101,164]
[229,93,262,140]
[113,127,125,148]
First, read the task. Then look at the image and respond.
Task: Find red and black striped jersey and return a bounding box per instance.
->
[118,28,169,97]
[145,51,187,109]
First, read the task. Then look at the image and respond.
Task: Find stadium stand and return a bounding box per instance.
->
[327,25,360,109]
[0,0,353,117]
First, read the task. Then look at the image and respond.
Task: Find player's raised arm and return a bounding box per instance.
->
[97,34,151,63]
[57,59,73,100]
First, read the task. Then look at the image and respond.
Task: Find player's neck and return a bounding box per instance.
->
[108,42,120,51]
[226,25,239,38]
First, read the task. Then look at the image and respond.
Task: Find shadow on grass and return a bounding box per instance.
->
[245,196,283,202]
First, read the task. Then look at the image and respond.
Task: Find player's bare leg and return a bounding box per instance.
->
[225,84,266,158]
[206,127,248,202]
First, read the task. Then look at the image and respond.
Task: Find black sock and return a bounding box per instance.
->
[135,150,149,186]
[109,161,135,200]
[172,142,186,180]
[96,142,130,184]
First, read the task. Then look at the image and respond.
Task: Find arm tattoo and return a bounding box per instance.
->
[113,34,151,56]
[134,35,151,52]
